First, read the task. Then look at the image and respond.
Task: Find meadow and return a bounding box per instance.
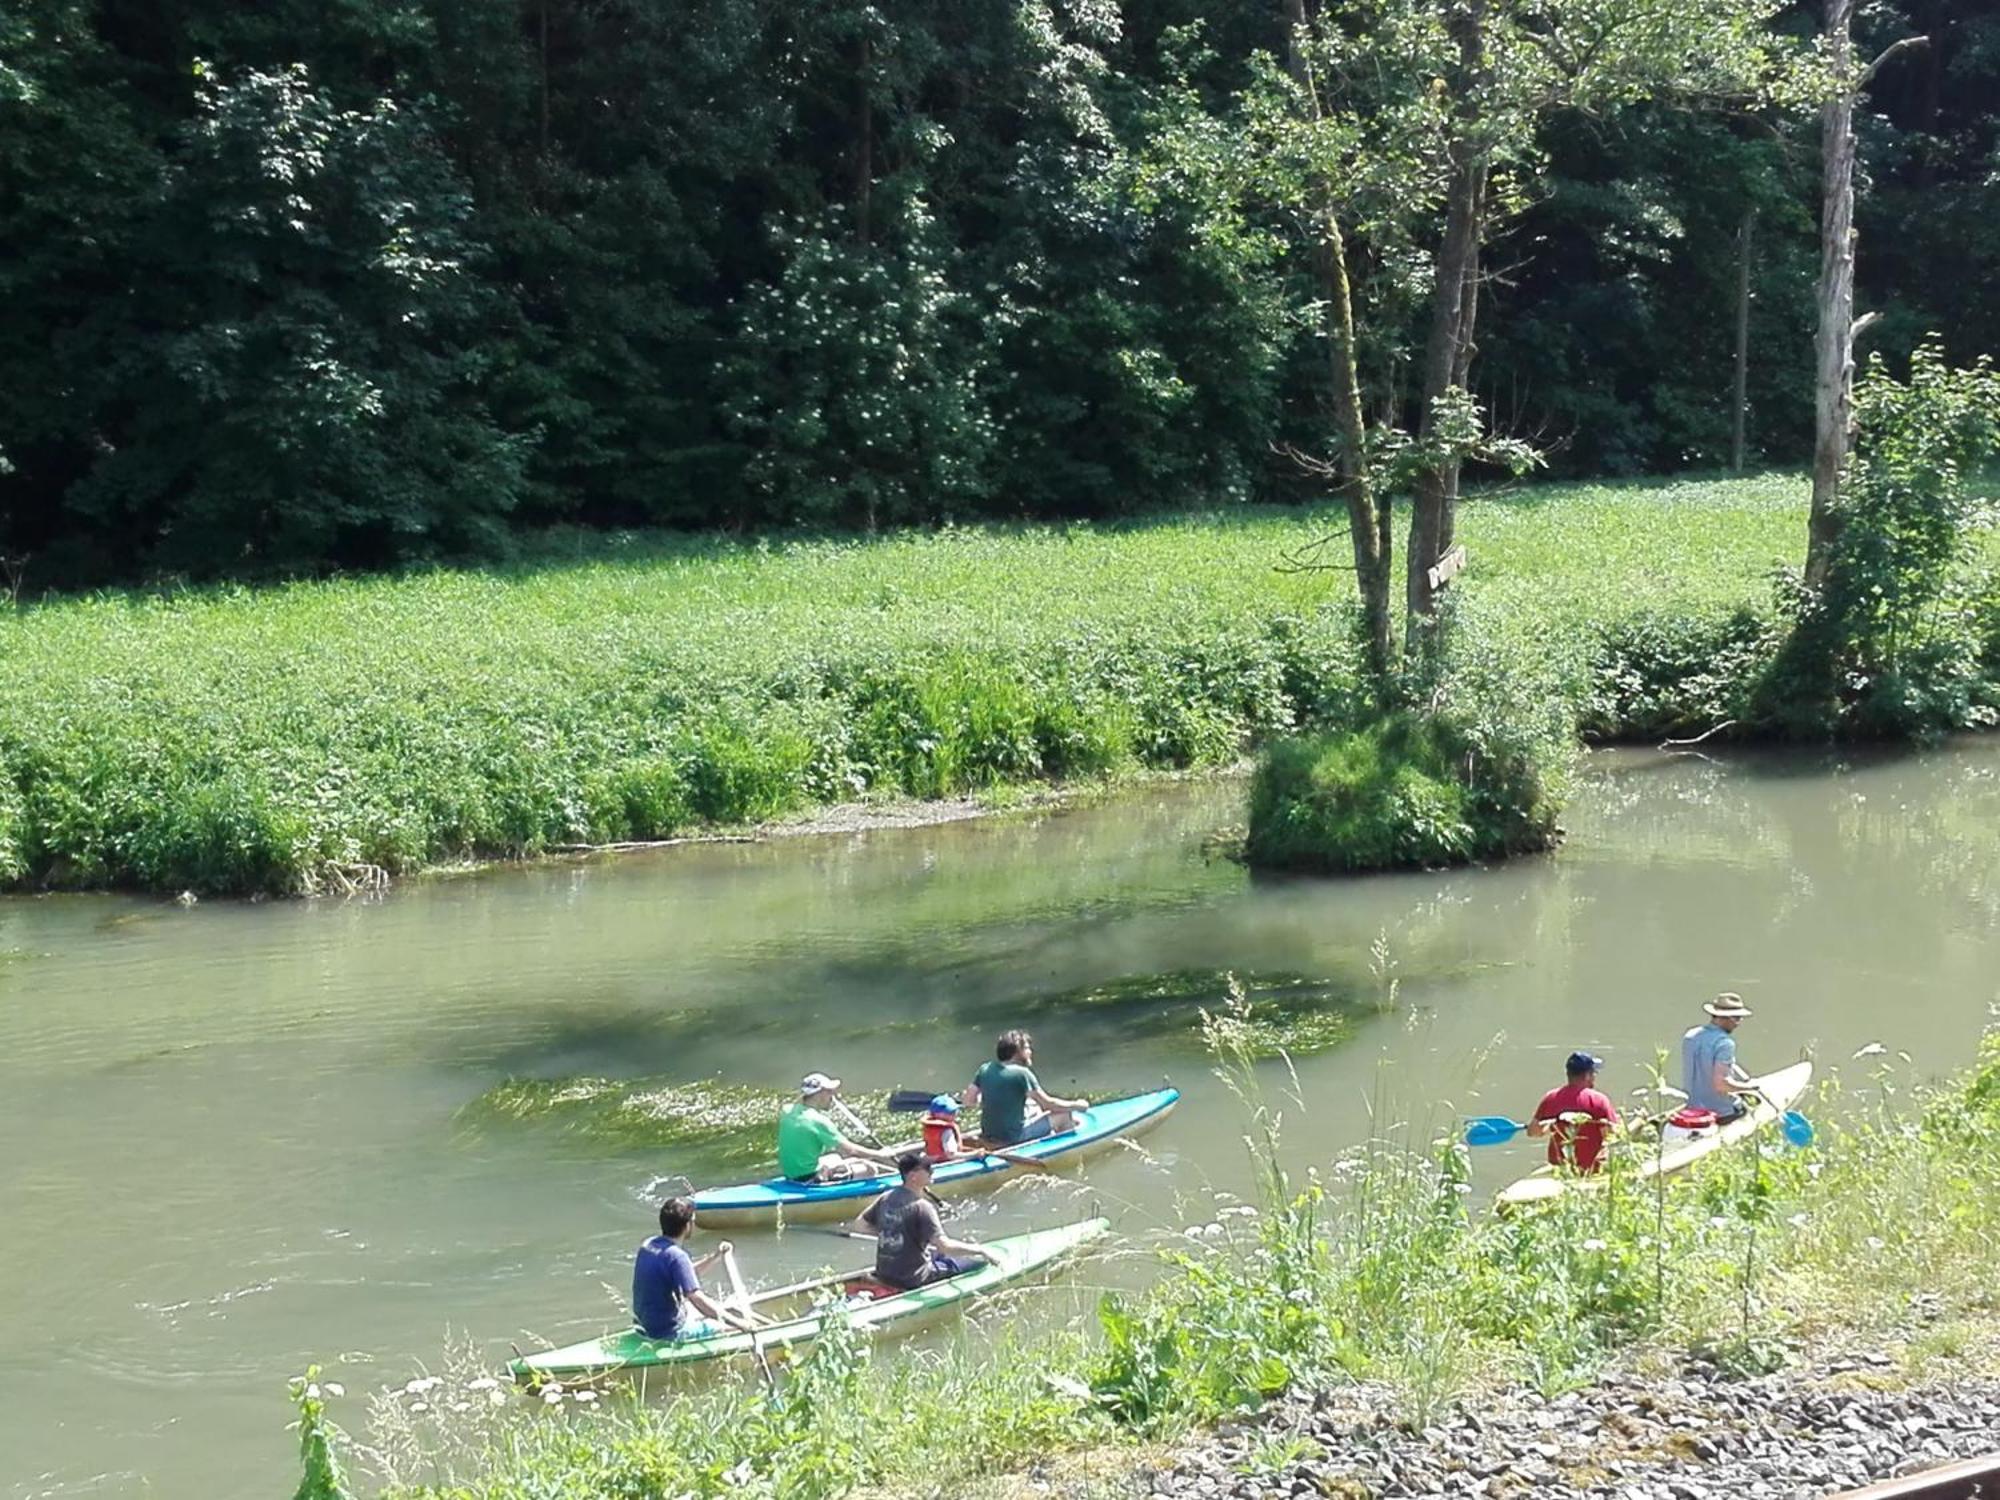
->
[0,475,1861,896]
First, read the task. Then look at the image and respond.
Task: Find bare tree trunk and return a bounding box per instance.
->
[1407,146,1485,628]
[1731,209,1755,471]
[1808,0,1858,587]
[1440,163,1488,554]
[1807,4,1928,586]
[1284,0,1395,680]
[1407,0,1487,633]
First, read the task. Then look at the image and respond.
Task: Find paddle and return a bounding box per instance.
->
[1465,1115,1529,1146]
[973,1144,1054,1174]
[720,1247,778,1395]
[1742,1085,1814,1147]
[830,1096,886,1148]
[1464,1111,1597,1147]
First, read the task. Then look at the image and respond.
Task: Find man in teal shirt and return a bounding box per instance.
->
[778,1072,897,1182]
[964,1031,1087,1145]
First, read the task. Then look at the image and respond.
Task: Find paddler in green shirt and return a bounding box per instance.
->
[963,1030,1087,1146]
[778,1072,898,1183]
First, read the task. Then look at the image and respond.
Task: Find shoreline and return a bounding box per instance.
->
[172,762,1255,903]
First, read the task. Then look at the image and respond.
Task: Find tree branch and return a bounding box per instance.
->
[1858,34,1928,91]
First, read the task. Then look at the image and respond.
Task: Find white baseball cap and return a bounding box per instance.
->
[799,1072,841,1095]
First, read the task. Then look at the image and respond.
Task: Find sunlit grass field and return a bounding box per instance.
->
[0,473,1969,895]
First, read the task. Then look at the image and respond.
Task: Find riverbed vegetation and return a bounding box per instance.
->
[9,474,1994,897]
[313,1024,2000,1500]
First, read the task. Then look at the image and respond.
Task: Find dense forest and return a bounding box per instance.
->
[1,0,1994,585]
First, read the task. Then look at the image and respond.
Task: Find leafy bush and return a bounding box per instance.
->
[1756,346,2000,739]
[1243,698,1568,874]
[1581,606,1775,739]
[0,764,24,884]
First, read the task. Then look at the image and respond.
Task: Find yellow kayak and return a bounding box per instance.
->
[1496,1059,1814,1213]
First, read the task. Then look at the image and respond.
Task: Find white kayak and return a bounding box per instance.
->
[1496,1059,1814,1213]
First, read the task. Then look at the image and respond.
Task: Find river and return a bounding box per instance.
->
[3,742,1997,1499]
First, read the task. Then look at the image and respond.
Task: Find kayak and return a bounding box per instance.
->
[691,1086,1179,1228]
[1496,1059,1814,1213]
[509,1216,1109,1382]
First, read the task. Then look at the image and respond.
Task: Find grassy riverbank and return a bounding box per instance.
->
[1,474,1992,895]
[315,1027,2000,1499]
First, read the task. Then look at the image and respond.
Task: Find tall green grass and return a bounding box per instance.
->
[0,474,1937,895]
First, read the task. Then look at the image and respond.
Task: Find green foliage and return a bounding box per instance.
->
[1246,718,1477,871]
[290,1367,354,1500]
[373,1316,1103,1500]
[0,767,24,884]
[721,204,996,531]
[1759,345,2000,738]
[1243,690,1569,874]
[1581,607,1776,739]
[3,0,1996,582]
[2,475,1987,895]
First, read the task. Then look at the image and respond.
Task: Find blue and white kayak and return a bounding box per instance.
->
[691,1086,1179,1227]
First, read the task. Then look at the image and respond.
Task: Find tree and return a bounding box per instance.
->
[1805,0,1928,588]
[1393,0,1801,631]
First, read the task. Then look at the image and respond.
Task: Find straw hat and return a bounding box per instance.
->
[1703,993,1753,1019]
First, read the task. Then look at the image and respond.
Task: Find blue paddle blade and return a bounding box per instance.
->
[1465,1116,1525,1147]
[1781,1110,1815,1148]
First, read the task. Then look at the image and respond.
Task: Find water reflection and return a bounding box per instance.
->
[0,741,1995,1499]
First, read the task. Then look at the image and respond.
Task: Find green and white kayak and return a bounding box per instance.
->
[509,1216,1109,1383]
[1497,1059,1814,1213]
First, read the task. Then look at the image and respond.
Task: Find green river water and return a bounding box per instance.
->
[3,743,1998,1498]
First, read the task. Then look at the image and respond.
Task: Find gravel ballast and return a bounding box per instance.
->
[1141,1357,2000,1500]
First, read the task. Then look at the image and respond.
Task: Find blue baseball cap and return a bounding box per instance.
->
[1566,1051,1604,1075]
[928,1095,960,1115]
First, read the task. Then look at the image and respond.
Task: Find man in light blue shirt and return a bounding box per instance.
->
[1681,993,1755,1119]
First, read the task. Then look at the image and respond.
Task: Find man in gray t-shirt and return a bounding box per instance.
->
[853,1153,988,1290]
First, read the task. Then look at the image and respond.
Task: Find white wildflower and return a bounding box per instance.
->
[542,1389,563,1405]
[1581,1238,1607,1252]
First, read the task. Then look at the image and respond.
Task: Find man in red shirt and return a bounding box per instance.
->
[1527,1051,1620,1172]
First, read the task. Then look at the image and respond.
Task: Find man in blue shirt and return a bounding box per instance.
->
[1680,993,1756,1120]
[632,1197,754,1342]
